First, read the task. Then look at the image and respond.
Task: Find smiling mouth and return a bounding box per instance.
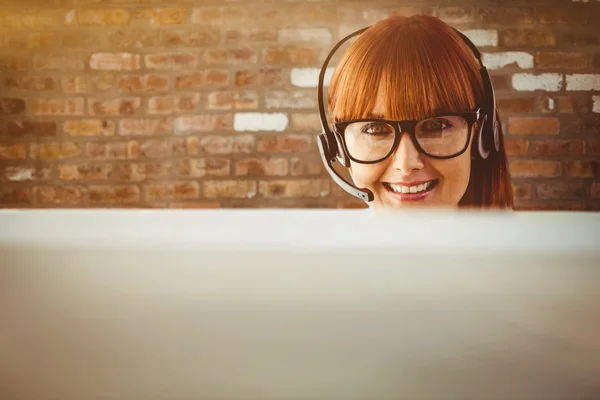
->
[382,179,439,200]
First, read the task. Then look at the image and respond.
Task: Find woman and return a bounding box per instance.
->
[317,15,513,209]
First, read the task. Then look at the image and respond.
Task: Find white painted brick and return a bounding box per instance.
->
[278,28,332,45]
[461,29,498,47]
[482,52,533,69]
[593,96,600,113]
[512,73,563,92]
[265,91,316,109]
[234,113,288,132]
[565,74,600,91]
[291,67,334,88]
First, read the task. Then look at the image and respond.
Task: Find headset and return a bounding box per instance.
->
[316,25,501,202]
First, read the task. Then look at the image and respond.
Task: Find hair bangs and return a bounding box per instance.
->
[329,15,485,122]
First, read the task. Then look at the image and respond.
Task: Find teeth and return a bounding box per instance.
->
[388,181,433,194]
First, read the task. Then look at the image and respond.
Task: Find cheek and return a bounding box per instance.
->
[348,162,387,187]
[433,154,472,194]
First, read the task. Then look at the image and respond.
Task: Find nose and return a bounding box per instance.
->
[391,133,425,175]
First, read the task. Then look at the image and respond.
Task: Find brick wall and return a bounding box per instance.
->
[0,0,599,210]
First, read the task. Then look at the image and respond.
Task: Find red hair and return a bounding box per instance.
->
[328,15,513,209]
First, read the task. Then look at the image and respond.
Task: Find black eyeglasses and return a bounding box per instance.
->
[333,109,482,164]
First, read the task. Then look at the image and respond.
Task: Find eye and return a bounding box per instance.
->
[422,118,453,131]
[360,123,393,135]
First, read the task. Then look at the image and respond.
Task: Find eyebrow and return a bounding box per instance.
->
[366,113,385,119]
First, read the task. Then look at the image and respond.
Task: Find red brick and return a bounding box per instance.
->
[508,117,560,135]
[148,94,201,115]
[290,157,324,176]
[139,140,173,159]
[134,8,189,25]
[207,91,259,110]
[509,160,561,178]
[536,7,593,24]
[257,5,336,24]
[61,75,114,94]
[592,183,600,199]
[175,70,229,90]
[259,179,329,198]
[174,114,233,133]
[235,158,288,176]
[7,32,58,49]
[3,165,51,182]
[435,7,476,24]
[257,134,312,153]
[503,139,529,156]
[89,97,141,116]
[34,54,84,71]
[37,186,83,205]
[563,115,600,136]
[224,27,277,44]
[496,97,536,114]
[263,47,318,66]
[235,69,283,87]
[565,160,598,178]
[291,113,321,132]
[3,76,57,91]
[145,53,197,70]
[0,187,34,204]
[31,98,85,116]
[203,48,258,65]
[587,139,600,155]
[489,75,511,92]
[535,52,588,70]
[536,182,588,200]
[530,139,584,156]
[90,53,140,71]
[2,10,66,29]
[76,8,131,26]
[162,29,220,47]
[64,119,115,137]
[501,30,556,48]
[111,162,172,182]
[539,96,579,114]
[119,118,173,136]
[562,32,600,47]
[30,142,81,160]
[0,56,28,71]
[58,164,112,181]
[203,180,257,199]
[197,135,254,154]
[6,121,56,137]
[174,158,230,177]
[143,182,199,201]
[85,141,140,160]
[60,31,103,49]
[512,183,531,201]
[118,74,169,92]
[191,6,247,26]
[108,29,162,49]
[0,98,26,115]
[0,143,26,159]
[480,8,534,25]
[89,185,140,204]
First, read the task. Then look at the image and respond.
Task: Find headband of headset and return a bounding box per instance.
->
[316,23,499,202]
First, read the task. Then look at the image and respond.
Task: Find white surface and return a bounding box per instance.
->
[1,210,599,400]
[0,209,598,254]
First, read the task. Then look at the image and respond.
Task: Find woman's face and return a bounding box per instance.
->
[347,92,474,209]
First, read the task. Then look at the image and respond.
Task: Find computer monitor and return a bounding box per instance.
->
[1,209,599,400]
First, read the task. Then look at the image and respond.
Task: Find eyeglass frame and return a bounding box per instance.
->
[332,108,483,164]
